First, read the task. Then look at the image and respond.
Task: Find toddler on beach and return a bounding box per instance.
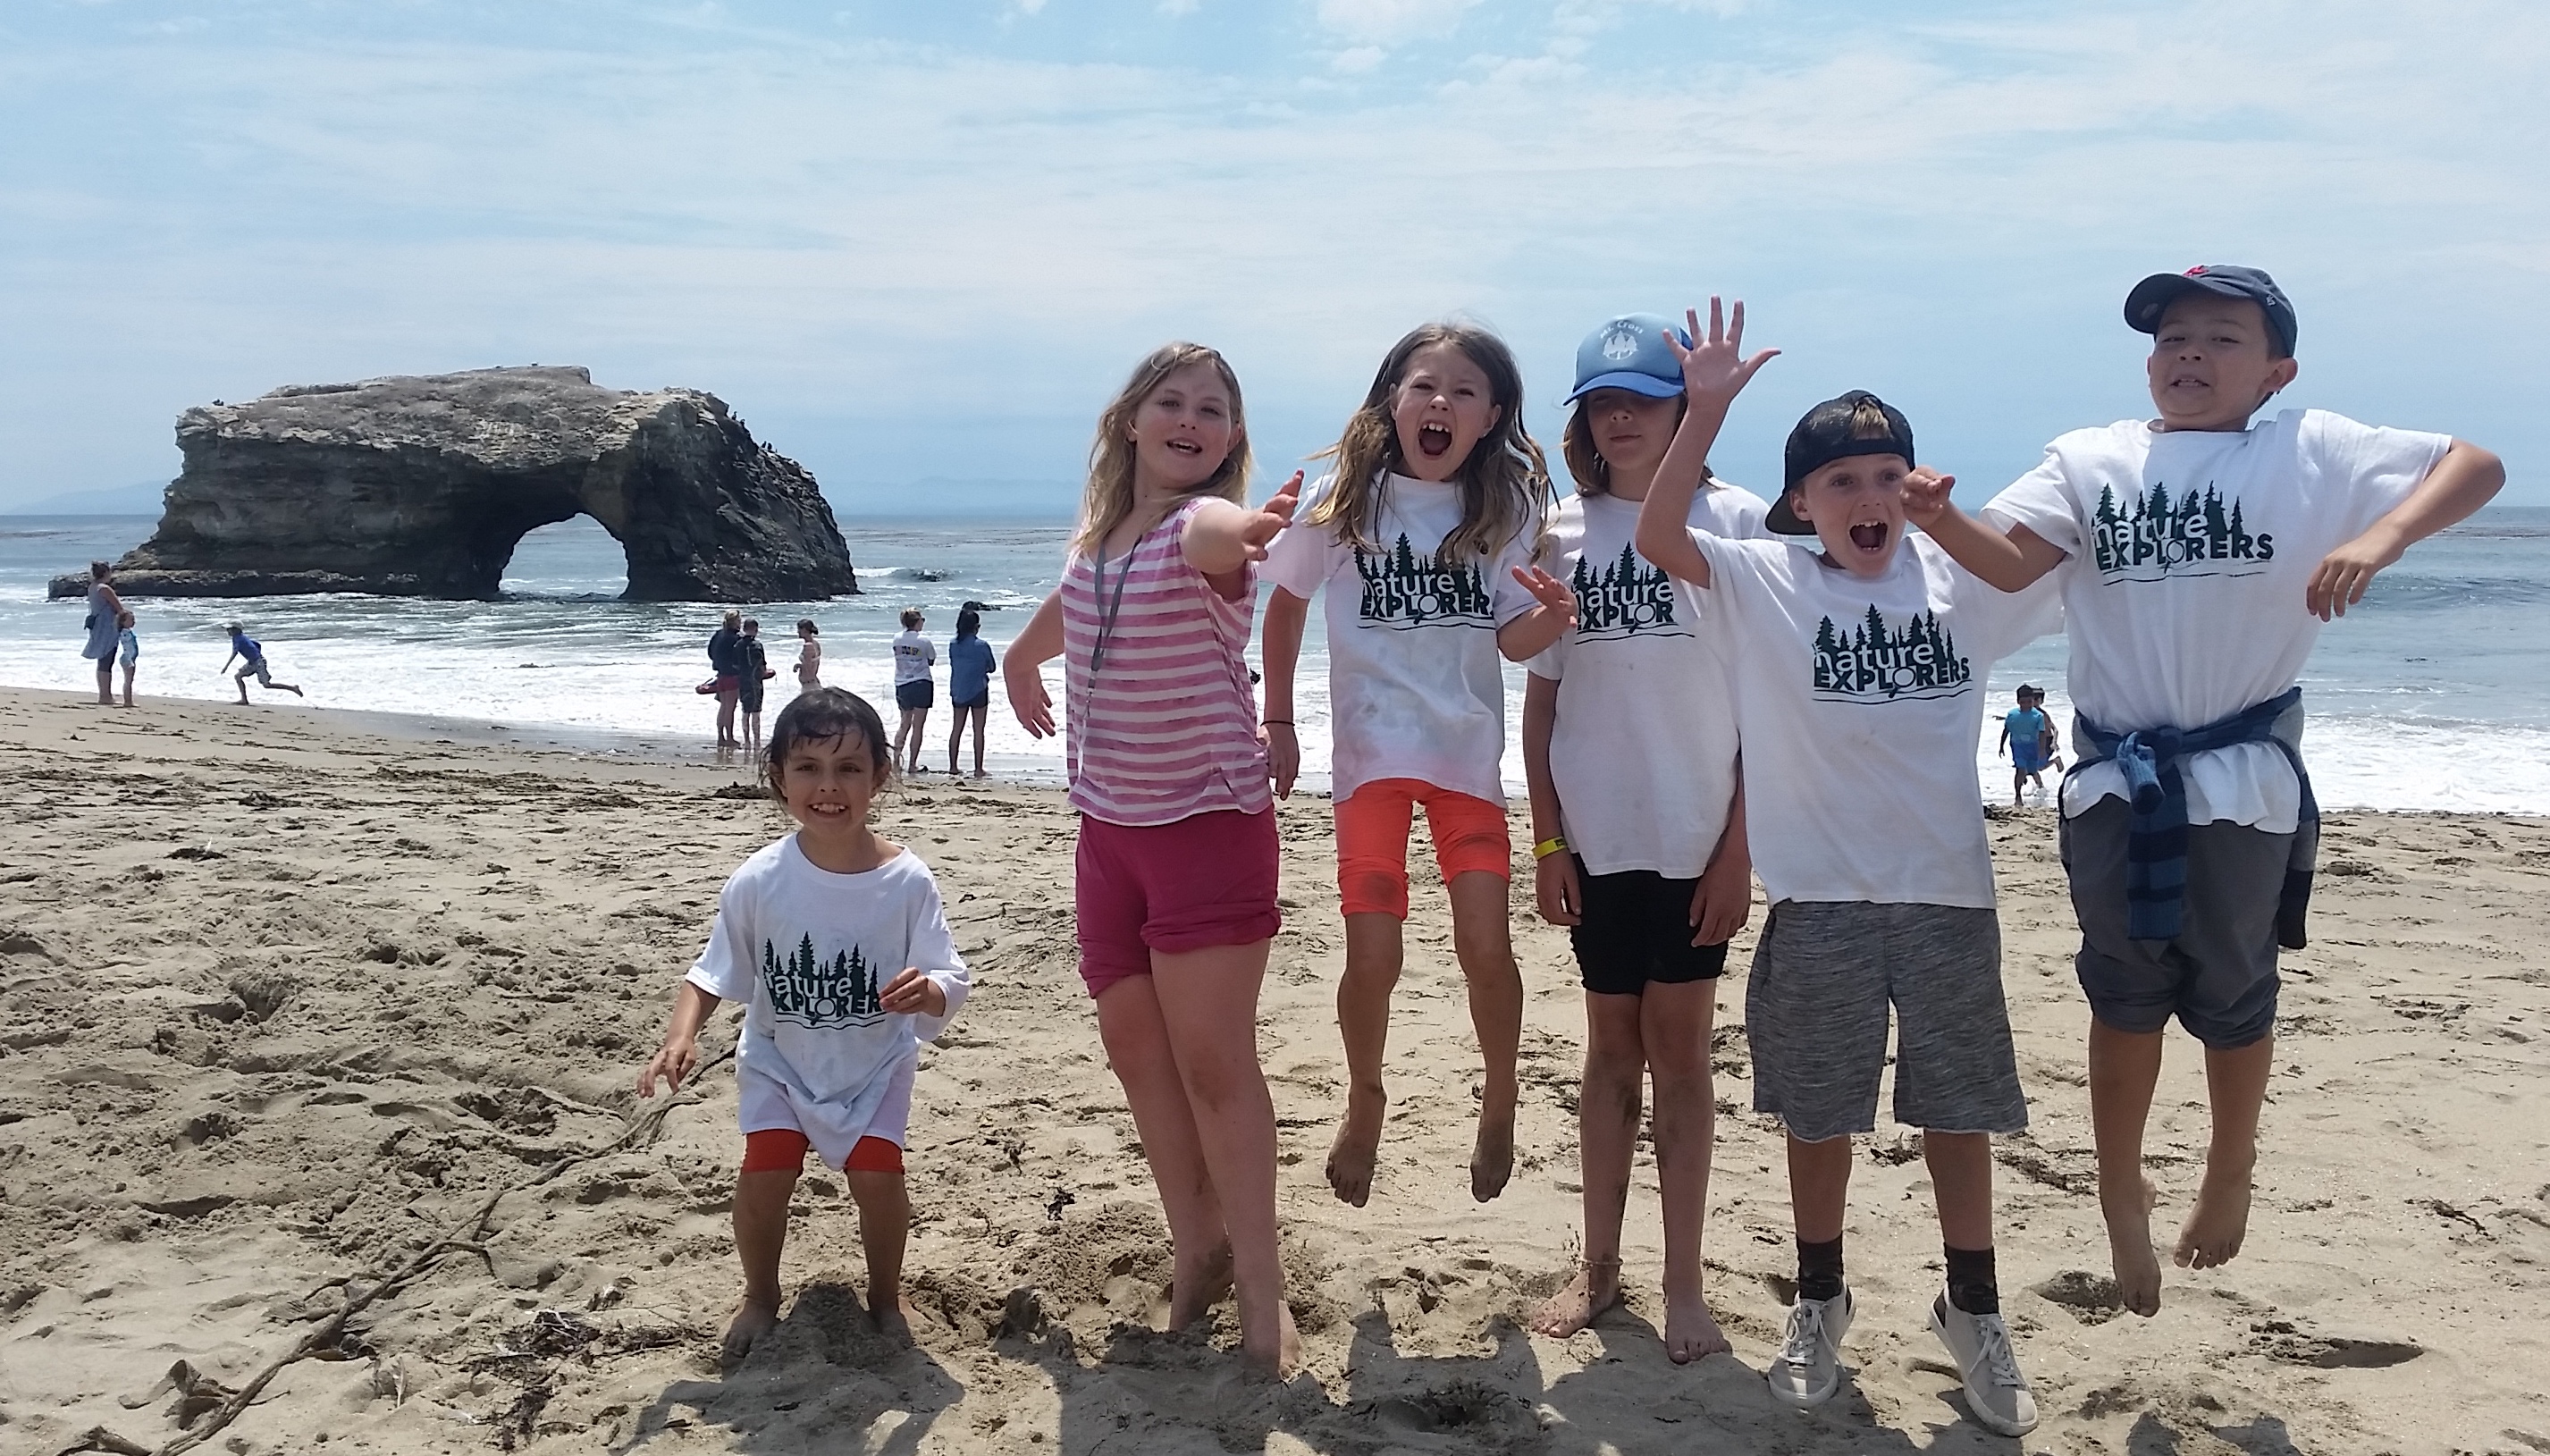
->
[222,622,303,704]
[115,610,138,708]
[1999,685,2053,806]
[1903,264,2505,1317]
[1634,301,2058,1435]
[637,687,969,1361]
[1521,314,1764,1363]
[1002,342,1302,1374]
[1259,322,1576,1209]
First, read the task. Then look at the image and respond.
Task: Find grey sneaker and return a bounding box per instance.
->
[1928,1293,2039,1435]
[1766,1286,1854,1409]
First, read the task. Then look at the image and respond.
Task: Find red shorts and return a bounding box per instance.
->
[1334,778,1511,920]
[1074,808,1282,998]
[742,1128,904,1174]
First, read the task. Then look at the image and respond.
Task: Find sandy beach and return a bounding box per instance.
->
[4,686,2547,1456]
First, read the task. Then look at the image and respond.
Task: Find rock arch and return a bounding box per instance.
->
[55,367,858,602]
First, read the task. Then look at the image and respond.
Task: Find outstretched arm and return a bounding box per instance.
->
[1259,588,1309,797]
[2307,439,2504,619]
[1002,590,1065,738]
[1898,472,2069,592]
[1184,472,1304,584]
[637,981,723,1098]
[1633,298,1779,589]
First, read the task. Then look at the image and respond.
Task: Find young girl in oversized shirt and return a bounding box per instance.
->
[1260,323,1577,1209]
[637,688,970,1363]
[1000,342,1302,1375]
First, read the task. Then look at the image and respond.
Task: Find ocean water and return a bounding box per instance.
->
[5,509,2548,812]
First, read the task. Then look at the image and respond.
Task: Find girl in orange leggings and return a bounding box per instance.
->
[1261,322,1578,1207]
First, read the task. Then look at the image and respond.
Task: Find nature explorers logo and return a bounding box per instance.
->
[1812,604,1971,702]
[1355,533,1493,628]
[2091,482,2275,580]
[1570,543,1689,640]
[762,934,889,1027]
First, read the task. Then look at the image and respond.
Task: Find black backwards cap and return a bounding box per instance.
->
[2123,265,2297,356]
[1766,390,1915,536]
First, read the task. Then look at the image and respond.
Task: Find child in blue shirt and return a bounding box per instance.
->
[945,606,997,778]
[1997,686,2051,806]
[222,623,303,704]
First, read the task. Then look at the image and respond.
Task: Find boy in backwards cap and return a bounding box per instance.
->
[1633,301,2059,1435]
[1904,266,2504,1317]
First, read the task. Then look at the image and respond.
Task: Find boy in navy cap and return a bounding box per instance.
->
[1904,265,2504,1317]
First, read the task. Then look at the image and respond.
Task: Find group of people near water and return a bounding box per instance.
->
[632,264,2502,1435]
[73,561,303,708]
[703,606,997,776]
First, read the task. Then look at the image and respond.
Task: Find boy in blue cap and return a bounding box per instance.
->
[1904,265,2504,1317]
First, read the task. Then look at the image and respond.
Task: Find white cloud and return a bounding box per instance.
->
[1329,44,1384,72]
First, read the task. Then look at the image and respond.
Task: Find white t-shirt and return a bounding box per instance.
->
[1529,484,1771,877]
[1983,408,2448,830]
[1265,472,1542,804]
[891,630,936,686]
[687,837,970,1151]
[1694,533,2060,908]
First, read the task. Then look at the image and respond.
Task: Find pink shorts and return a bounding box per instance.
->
[1074,809,1282,998]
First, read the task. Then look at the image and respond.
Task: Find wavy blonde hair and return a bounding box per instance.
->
[1307,323,1552,562]
[1073,342,1253,557]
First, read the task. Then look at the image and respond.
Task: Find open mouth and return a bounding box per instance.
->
[1848,522,1889,552]
[1417,424,1453,459]
[1165,438,1203,457]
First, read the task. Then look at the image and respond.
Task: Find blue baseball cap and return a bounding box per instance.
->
[2124,265,2297,355]
[1561,314,1688,404]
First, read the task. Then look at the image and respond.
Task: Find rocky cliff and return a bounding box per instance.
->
[52,367,858,602]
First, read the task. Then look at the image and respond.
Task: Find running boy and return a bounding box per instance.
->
[1634,301,2058,1435]
[222,622,303,704]
[1998,686,2051,806]
[1903,265,2504,1317]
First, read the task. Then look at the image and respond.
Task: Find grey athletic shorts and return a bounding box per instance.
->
[1746,900,2027,1143]
[2061,796,2288,1048]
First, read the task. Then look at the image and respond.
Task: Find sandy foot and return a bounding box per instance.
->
[2177,1157,2255,1272]
[1166,1242,1235,1330]
[1325,1086,1385,1207]
[1527,1262,1621,1339]
[872,1292,918,1345]
[1469,1107,1514,1203]
[721,1295,782,1365]
[1662,1285,1731,1364]
[2104,1175,2164,1317]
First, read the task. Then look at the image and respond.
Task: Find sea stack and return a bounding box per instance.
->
[52,366,859,602]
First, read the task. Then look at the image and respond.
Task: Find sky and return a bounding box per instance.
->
[3,0,2546,516]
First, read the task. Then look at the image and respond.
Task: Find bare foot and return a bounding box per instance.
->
[2103,1174,2164,1317]
[1325,1085,1385,1207]
[1527,1260,1620,1338]
[720,1294,781,1364]
[970,769,988,779]
[871,1292,918,1344]
[1243,1301,1303,1378]
[1663,1283,1731,1364]
[1469,1107,1514,1203]
[1166,1241,1234,1330]
[2177,1157,2255,1272]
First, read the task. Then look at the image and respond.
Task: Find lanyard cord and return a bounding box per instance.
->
[1088,534,1139,674]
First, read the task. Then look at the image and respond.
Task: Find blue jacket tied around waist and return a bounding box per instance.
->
[2067,687,2317,949]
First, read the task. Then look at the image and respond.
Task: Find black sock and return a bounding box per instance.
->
[1796,1235,1845,1303]
[1945,1244,1999,1315]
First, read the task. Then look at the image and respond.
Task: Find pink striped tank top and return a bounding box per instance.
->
[1062,498,1272,826]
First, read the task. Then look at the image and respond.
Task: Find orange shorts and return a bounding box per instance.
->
[741,1128,904,1174]
[1334,777,1511,920]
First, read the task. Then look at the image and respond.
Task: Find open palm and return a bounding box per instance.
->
[1663,297,1779,408]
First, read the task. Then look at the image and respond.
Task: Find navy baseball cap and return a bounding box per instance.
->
[1561,314,1688,404]
[1767,390,1915,535]
[2124,265,2297,355]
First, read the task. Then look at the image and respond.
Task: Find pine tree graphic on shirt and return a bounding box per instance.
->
[1811,604,1971,702]
[1354,533,1494,629]
[2090,482,2276,581]
[1568,543,1689,640]
[761,934,887,1028]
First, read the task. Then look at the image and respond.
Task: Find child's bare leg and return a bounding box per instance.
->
[2179,1033,2273,1272]
[1923,1129,1994,1250]
[891,707,913,762]
[846,1167,913,1340]
[1096,977,1232,1330]
[119,664,134,707]
[971,706,988,777]
[728,1166,798,1361]
[1646,979,1727,1362]
[2088,1017,2167,1316]
[1788,1132,1852,1243]
[1530,991,1639,1339]
[1446,870,1522,1201]
[279,680,301,697]
[1328,910,1402,1208]
[1149,939,1295,1376]
[909,710,930,770]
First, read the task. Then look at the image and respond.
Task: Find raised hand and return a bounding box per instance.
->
[1899,466,1958,528]
[1240,472,1304,561]
[1662,297,1780,409]
[1510,565,1578,628]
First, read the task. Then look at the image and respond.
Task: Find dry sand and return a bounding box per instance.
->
[3,686,2547,1456]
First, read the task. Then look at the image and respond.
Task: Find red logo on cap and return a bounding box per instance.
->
[2186,265,2209,276]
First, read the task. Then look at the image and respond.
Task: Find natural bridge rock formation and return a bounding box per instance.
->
[53,367,858,602]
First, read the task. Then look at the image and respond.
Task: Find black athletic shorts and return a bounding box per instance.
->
[895,678,934,711]
[1567,858,1730,995]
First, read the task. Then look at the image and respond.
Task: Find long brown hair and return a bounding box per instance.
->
[1073,343,1253,557]
[1307,323,1551,561]
[1560,395,1713,497]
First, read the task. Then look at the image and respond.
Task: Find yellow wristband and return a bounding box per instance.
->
[1532,836,1568,861]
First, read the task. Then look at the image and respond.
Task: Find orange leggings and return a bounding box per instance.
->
[1334,777,1512,920]
[741,1128,904,1174]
